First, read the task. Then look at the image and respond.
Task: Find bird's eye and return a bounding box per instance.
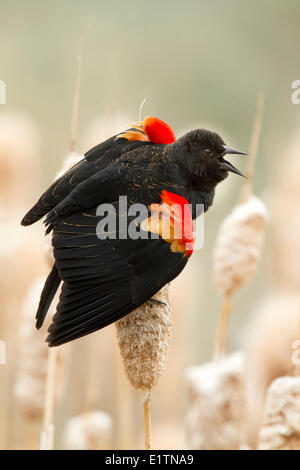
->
[203,148,213,157]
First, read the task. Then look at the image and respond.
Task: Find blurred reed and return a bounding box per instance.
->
[14,277,69,449]
[212,94,268,359]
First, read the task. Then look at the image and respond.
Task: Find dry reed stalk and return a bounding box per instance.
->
[39,30,89,449]
[40,348,57,450]
[63,411,113,450]
[14,277,69,448]
[115,284,172,449]
[213,94,267,360]
[143,392,151,450]
[258,376,300,450]
[40,150,83,448]
[40,148,83,448]
[213,293,232,360]
[69,45,82,152]
[185,351,246,450]
[240,93,265,203]
[69,20,92,151]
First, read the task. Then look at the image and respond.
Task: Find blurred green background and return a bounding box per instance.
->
[1,0,300,449]
[2,0,300,358]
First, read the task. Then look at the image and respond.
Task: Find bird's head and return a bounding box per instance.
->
[177,129,247,185]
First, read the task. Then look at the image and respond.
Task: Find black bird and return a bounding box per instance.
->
[22,117,246,346]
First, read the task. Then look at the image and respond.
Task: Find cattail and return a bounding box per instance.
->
[212,94,268,359]
[115,284,172,449]
[185,351,246,450]
[258,376,300,450]
[63,411,113,450]
[213,196,268,358]
[214,195,268,296]
[14,277,69,447]
[244,292,300,448]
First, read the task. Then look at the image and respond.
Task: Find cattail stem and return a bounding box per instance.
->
[69,40,83,151]
[40,348,57,450]
[116,285,171,451]
[213,94,267,361]
[143,391,151,450]
[69,21,92,151]
[27,425,39,450]
[213,293,232,360]
[241,92,265,203]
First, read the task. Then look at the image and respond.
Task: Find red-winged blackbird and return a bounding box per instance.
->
[22,117,246,346]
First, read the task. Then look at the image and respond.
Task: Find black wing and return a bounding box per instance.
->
[46,207,188,346]
[21,137,153,226]
[41,143,170,231]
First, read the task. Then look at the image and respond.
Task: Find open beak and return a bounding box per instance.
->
[220,144,248,177]
[223,145,248,156]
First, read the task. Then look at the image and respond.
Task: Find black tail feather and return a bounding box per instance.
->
[36,264,61,329]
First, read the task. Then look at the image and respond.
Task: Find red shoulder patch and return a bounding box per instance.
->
[143,117,176,144]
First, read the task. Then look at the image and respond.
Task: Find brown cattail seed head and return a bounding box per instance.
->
[213,195,268,295]
[258,376,300,450]
[63,411,113,450]
[115,285,172,391]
